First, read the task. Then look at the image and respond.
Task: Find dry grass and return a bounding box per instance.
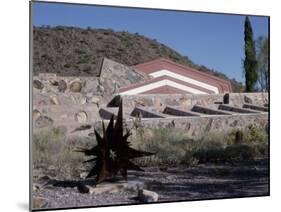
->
[130,123,269,167]
[32,123,269,179]
[32,127,95,179]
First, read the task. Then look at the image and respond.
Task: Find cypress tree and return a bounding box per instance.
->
[244,16,258,92]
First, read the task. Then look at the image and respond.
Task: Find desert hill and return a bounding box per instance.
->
[33,26,243,91]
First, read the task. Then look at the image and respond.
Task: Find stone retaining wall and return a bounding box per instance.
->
[120,92,268,110]
[33,113,268,139]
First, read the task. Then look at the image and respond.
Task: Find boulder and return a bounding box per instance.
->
[37,175,51,184]
[50,79,58,86]
[138,189,159,202]
[33,80,44,90]
[49,95,59,105]
[70,81,82,92]
[87,96,100,104]
[75,111,88,123]
[32,197,49,209]
[79,172,88,179]
[80,96,87,104]
[89,181,145,195]
[35,116,53,128]
[244,96,253,104]
[33,109,41,119]
[89,183,123,195]
[77,183,90,193]
[58,80,67,92]
[33,184,40,192]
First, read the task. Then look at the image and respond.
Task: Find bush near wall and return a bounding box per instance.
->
[32,123,268,179]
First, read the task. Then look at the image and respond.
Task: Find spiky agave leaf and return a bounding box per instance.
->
[78,100,154,183]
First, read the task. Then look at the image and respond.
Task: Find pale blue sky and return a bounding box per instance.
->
[32,2,269,82]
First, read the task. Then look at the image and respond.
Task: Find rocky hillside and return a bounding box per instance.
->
[33,26,243,91]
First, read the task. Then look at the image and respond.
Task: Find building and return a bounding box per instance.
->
[119,58,232,95]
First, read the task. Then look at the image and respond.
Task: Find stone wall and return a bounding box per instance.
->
[32,65,269,139]
[33,58,148,106]
[120,92,268,110]
[125,113,268,138]
[228,93,268,107]
[35,113,268,139]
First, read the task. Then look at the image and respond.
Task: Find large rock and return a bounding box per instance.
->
[80,96,87,104]
[33,109,41,119]
[37,175,51,184]
[70,81,82,92]
[75,111,88,123]
[33,80,44,90]
[32,196,49,209]
[33,184,41,192]
[87,96,100,104]
[35,116,54,128]
[49,95,59,105]
[138,189,159,202]
[58,80,67,92]
[49,79,58,86]
[244,96,253,104]
[89,181,145,195]
[77,183,90,193]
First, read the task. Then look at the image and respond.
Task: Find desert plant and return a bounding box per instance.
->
[131,122,268,166]
[33,127,91,179]
[245,124,268,143]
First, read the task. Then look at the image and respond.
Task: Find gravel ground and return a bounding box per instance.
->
[33,159,269,210]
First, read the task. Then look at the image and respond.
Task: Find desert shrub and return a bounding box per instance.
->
[32,127,94,179]
[132,128,194,166]
[191,132,228,163]
[64,63,71,68]
[131,123,269,167]
[223,144,259,161]
[245,124,268,143]
[181,150,199,167]
[256,142,269,157]
[132,127,215,167]
[75,49,86,54]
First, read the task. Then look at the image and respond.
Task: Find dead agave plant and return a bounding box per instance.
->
[76,101,154,184]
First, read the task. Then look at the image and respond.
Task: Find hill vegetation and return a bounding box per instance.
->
[33,26,243,91]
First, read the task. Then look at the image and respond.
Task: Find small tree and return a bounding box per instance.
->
[244,16,258,92]
[256,36,269,91]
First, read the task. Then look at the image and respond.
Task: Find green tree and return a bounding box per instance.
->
[256,36,269,91]
[244,16,258,92]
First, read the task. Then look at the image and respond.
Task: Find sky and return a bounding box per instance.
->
[32,2,269,83]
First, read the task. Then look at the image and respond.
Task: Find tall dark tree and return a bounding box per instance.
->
[244,16,258,92]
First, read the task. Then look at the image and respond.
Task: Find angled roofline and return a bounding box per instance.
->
[119,75,216,94]
[132,57,233,92]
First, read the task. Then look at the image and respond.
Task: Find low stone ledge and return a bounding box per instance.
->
[243,104,268,112]
[218,104,259,114]
[131,107,168,118]
[191,105,231,115]
[163,106,200,117]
